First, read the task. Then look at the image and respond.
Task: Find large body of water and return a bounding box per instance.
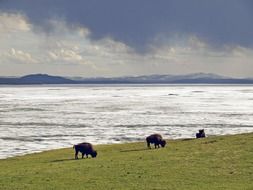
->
[0,85,253,159]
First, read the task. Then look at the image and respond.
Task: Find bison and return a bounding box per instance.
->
[146,134,166,149]
[196,129,206,138]
[73,142,97,159]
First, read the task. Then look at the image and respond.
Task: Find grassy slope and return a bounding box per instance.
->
[0,133,252,190]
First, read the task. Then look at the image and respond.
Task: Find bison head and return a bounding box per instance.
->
[91,150,97,158]
[160,140,166,147]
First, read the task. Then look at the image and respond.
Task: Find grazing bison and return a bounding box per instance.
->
[73,142,97,159]
[146,134,166,149]
[196,129,206,138]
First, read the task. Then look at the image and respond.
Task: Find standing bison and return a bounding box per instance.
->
[146,134,166,149]
[73,142,97,159]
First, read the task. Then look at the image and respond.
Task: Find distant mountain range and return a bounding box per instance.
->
[0,73,253,85]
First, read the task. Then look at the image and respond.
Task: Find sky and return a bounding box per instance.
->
[0,0,253,77]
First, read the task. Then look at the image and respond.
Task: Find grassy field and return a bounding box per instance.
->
[0,133,252,190]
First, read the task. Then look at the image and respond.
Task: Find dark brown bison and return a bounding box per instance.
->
[73,142,97,159]
[196,129,206,138]
[146,134,166,149]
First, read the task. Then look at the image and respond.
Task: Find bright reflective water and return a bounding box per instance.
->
[1,85,253,158]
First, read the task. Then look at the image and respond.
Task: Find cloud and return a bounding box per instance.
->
[0,13,31,33]
[0,12,253,77]
[1,0,253,50]
[1,48,38,64]
[48,49,82,62]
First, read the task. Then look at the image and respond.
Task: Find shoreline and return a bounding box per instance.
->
[1,132,252,160]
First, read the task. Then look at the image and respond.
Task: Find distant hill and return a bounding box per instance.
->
[0,74,76,85]
[0,73,253,85]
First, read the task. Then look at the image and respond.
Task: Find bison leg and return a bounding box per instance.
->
[155,143,160,148]
[75,150,79,159]
[82,153,84,159]
[86,154,89,158]
[147,141,151,149]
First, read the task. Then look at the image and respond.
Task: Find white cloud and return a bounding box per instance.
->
[0,13,31,33]
[1,48,38,64]
[48,49,82,62]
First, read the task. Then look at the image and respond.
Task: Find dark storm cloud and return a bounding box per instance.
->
[1,0,253,50]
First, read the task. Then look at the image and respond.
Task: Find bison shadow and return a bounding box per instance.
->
[50,158,76,163]
[120,147,153,153]
[181,138,195,141]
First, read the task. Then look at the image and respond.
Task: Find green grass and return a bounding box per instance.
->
[0,133,253,190]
